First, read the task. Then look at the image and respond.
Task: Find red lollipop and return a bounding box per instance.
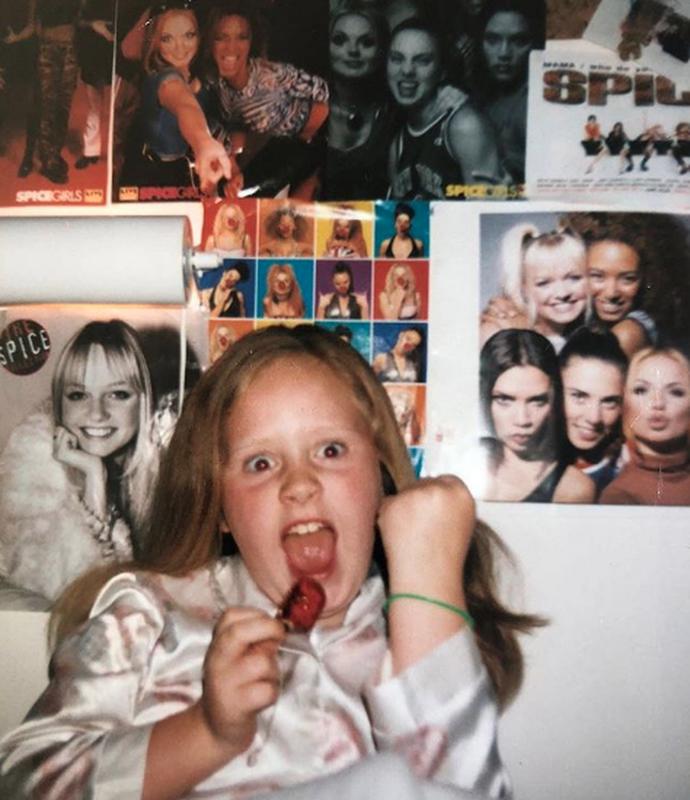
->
[279,577,326,632]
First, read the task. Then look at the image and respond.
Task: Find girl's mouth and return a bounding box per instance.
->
[282,520,336,576]
[81,427,116,438]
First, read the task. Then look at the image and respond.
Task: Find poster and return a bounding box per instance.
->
[0,305,204,607]
[0,0,114,207]
[427,202,690,507]
[525,44,690,206]
[194,198,431,475]
[585,0,690,87]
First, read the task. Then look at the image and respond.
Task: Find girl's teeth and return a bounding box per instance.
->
[288,522,324,535]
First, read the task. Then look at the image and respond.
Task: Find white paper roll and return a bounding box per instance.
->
[0,217,200,305]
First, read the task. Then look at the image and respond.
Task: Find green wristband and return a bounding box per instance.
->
[383,593,475,630]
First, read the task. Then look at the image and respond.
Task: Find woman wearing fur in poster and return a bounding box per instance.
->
[0,321,169,604]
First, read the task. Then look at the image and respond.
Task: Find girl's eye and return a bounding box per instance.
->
[246,455,274,473]
[65,391,86,402]
[318,442,345,458]
[670,388,687,398]
[632,385,648,396]
[331,32,347,46]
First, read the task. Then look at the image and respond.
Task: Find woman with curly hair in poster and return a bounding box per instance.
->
[262,263,305,319]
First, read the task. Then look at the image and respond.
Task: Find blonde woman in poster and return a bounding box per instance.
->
[205,202,252,256]
[0,321,166,603]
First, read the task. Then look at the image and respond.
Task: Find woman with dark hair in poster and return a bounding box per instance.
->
[262,262,305,318]
[204,260,249,318]
[479,329,595,503]
[0,320,170,603]
[378,201,424,257]
[562,211,690,358]
[386,16,504,199]
[559,328,628,497]
[118,2,231,195]
[259,202,313,257]
[473,0,545,185]
[316,261,369,320]
[324,1,397,199]
[373,325,424,383]
[600,346,690,505]
[199,0,329,197]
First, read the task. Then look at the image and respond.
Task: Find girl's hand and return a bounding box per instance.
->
[377,475,475,595]
[200,608,285,752]
[194,138,232,195]
[53,425,103,477]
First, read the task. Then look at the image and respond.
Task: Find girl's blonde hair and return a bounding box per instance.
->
[142,8,200,75]
[213,203,246,242]
[501,223,587,324]
[326,205,369,257]
[51,325,543,707]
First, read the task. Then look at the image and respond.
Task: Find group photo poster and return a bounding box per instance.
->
[427,201,690,508]
[0,0,114,207]
[585,0,690,87]
[0,304,207,609]
[525,42,690,206]
[193,197,431,473]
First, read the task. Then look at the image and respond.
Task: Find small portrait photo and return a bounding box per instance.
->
[257,259,314,320]
[375,200,429,259]
[200,198,258,257]
[316,202,374,259]
[385,383,426,447]
[258,200,315,258]
[372,322,428,384]
[208,319,254,364]
[315,259,371,321]
[374,260,429,321]
[197,260,256,319]
[315,320,372,364]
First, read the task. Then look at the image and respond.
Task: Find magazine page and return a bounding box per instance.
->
[427,201,690,507]
[585,0,690,88]
[525,42,690,207]
[0,305,205,609]
[0,0,114,208]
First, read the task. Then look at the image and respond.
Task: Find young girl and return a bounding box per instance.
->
[0,325,539,799]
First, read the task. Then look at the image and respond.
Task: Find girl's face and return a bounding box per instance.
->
[490,365,552,455]
[523,251,587,332]
[158,11,199,71]
[272,270,293,297]
[221,206,241,231]
[220,357,382,628]
[333,271,351,295]
[587,240,641,324]
[277,212,296,239]
[61,346,140,459]
[334,218,352,239]
[482,11,532,86]
[562,356,624,451]
[387,29,442,109]
[626,353,690,447]
[329,13,379,80]
[213,14,251,87]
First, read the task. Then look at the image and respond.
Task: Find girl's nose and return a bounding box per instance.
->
[88,396,109,421]
[515,403,532,427]
[279,463,320,504]
[650,389,666,409]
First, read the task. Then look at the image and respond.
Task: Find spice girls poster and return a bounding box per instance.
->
[0,0,114,207]
[0,305,205,608]
[194,198,431,475]
[426,201,690,507]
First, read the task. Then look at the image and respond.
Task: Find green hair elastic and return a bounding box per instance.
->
[383,593,475,630]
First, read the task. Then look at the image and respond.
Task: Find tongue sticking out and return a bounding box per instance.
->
[282,527,335,575]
